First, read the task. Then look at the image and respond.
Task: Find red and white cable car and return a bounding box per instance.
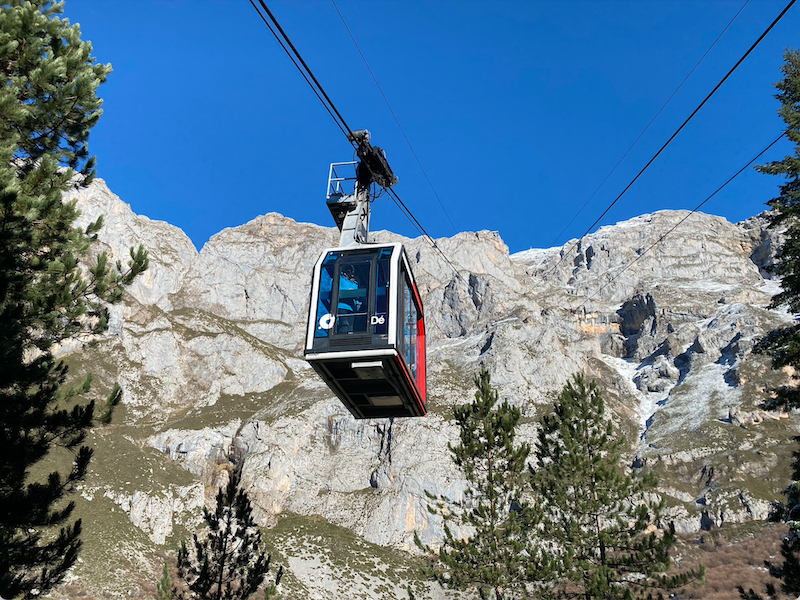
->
[304,131,427,418]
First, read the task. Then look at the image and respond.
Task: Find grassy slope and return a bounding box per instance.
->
[46,301,800,599]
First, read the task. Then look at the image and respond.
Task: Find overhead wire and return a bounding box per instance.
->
[388,188,464,280]
[247,0,351,140]
[249,1,464,281]
[586,133,786,301]
[549,0,750,248]
[551,0,796,274]
[251,0,356,142]
[331,0,459,236]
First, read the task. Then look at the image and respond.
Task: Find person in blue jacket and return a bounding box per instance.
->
[337,265,360,332]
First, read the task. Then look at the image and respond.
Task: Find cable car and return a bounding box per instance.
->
[304,243,426,418]
[304,130,427,418]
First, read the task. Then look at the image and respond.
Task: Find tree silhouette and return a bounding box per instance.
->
[754,49,800,410]
[417,367,550,600]
[176,471,282,600]
[748,49,800,600]
[0,1,147,595]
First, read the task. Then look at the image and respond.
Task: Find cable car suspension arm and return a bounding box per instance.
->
[326,129,397,247]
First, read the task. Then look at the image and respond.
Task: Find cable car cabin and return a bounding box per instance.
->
[304,243,426,419]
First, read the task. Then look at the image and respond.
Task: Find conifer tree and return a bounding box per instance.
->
[417,367,549,600]
[759,442,800,599]
[0,1,148,596]
[754,49,800,410]
[745,50,800,600]
[176,471,282,600]
[158,561,176,600]
[530,374,702,600]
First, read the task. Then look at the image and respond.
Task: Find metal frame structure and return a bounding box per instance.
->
[326,161,358,199]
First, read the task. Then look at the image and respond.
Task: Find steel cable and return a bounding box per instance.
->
[551,0,796,275]
[586,133,786,301]
[250,1,465,281]
[331,0,459,235]
[549,0,750,248]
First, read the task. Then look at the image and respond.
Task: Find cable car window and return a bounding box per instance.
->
[314,255,337,338]
[402,272,418,379]
[335,259,371,334]
[375,256,390,336]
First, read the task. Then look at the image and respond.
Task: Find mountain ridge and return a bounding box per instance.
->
[57,178,797,599]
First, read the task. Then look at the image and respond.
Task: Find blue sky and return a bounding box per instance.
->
[65,0,799,254]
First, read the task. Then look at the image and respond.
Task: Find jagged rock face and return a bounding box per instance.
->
[64,180,800,598]
[170,215,340,350]
[66,181,198,311]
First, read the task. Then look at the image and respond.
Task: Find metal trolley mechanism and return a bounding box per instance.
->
[304,131,427,419]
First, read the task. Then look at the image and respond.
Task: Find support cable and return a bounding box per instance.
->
[250,1,465,281]
[331,0,459,235]
[248,0,350,140]
[586,133,786,301]
[251,0,356,143]
[388,188,464,281]
[549,0,750,248]
[551,0,796,274]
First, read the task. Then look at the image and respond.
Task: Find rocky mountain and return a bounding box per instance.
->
[56,179,797,599]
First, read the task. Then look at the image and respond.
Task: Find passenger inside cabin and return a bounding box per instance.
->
[337,265,360,332]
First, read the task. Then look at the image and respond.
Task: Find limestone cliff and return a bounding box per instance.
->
[58,180,798,599]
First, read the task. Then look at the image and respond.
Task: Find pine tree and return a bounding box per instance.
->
[530,374,702,600]
[416,367,550,600]
[176,471,281,600]
[754,49,800,410]
[158,561,176,600]
[0,1,148,596]
[746,50,800,600]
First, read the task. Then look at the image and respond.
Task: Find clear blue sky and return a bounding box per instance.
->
[64,0,799,254]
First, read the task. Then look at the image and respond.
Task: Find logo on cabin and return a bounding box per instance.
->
[319,313,335,330]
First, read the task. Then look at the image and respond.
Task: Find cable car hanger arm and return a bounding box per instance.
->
[326,130,397,248]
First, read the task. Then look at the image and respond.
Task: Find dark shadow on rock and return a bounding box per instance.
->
[673,351,692,385]
[480,332,494,356]
[640,338,672,366]
[700,510,715,531]
[717,332,742,367]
